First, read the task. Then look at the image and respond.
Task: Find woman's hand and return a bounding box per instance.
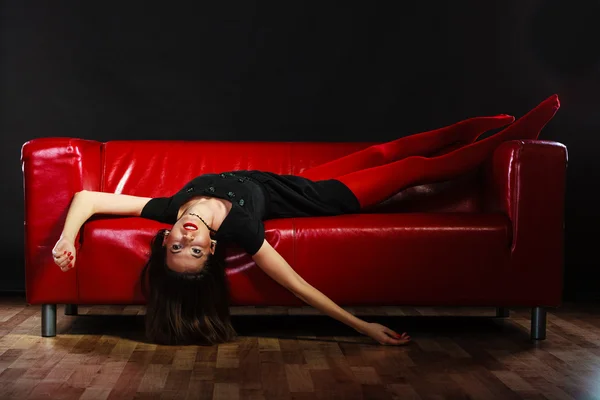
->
[358,322,411,345]
[52,237,76,272]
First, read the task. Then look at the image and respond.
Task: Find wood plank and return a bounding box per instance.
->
[0,298,598,399]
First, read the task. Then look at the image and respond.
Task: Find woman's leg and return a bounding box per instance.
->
[298,115,515,181]
[337,95,560,209]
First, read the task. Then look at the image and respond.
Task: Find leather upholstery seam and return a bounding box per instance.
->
[510,142,523,253]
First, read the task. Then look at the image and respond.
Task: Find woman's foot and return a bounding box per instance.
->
[424,114,515,157]
[451,114,516,144]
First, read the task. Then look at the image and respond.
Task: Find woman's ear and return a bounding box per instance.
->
[210,239,217,255]
[162,230,170,247]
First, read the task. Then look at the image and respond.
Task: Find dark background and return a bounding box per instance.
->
[1,1,598,300]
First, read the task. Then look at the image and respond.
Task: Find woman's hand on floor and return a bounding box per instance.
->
[52,237,76,272]
[359,322,411,345]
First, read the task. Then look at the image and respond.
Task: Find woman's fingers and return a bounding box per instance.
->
[386,329,407,338]
[54,252,75,271]
[62,256,74,267]
[52,250,69,261]
[53,254,65,266]
[54,255,66,266]
[386,330,411,344]
[52,250,74,267]
[60,262,74,272]
[52,240,75,271]
[380,337,410,346]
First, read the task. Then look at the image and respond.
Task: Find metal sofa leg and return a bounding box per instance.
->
[41,304,57,337]
[65,304,78,315]
[531,307,547,340]
[496,308,510,317]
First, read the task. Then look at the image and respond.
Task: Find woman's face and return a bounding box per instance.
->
[163,214,215,273]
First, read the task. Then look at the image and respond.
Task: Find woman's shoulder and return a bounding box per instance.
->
[214,203,264,255]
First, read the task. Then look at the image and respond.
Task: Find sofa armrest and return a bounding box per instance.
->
[21,138,102,304]
[482,139,567,306]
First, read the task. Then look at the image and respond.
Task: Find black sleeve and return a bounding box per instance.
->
[140,197,176,224]
[235,218,265,255]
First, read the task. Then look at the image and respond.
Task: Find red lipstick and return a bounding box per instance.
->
[183,222,198,230]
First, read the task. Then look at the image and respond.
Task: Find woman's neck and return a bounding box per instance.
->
[179,197,231,231]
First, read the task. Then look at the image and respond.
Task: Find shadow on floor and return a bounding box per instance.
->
[61,314,532,345]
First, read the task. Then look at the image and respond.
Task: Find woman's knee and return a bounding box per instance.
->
[371,144,392,164]
[402,155,428,169]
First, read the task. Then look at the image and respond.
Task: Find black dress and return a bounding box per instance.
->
[140,170,361,255]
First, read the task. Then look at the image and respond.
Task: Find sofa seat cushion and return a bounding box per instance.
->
[76,213,511,305]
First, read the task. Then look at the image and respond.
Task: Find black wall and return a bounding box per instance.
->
[2,1,598,300]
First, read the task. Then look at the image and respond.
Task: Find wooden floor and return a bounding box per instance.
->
[1,297,600,400]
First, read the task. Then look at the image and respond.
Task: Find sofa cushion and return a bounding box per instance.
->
[292,213,512,306]
[76,212,511,305]
[101,140,487,215]
[101,141,374,197]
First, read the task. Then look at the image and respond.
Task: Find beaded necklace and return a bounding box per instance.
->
[188,212,218,234]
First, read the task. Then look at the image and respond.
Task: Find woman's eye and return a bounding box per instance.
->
[192,248,201,255]
[172,244,182,250]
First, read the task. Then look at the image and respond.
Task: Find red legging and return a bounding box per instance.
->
[298,95,560,209]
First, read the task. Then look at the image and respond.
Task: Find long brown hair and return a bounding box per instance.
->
[140,229,237,345]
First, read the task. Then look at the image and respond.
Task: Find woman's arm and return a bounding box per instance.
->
[251,240,410,345]
[53,190,152,271]
[252,240,367,332]
[61,190,152,241]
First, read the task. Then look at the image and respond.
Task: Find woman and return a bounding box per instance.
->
[51,95,559,346]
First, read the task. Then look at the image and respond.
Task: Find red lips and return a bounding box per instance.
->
[183,223,198,230]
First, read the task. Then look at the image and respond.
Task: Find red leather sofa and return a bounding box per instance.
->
[21,138,567,340]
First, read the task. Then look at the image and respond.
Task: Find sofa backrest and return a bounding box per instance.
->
[101,140,485,213]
